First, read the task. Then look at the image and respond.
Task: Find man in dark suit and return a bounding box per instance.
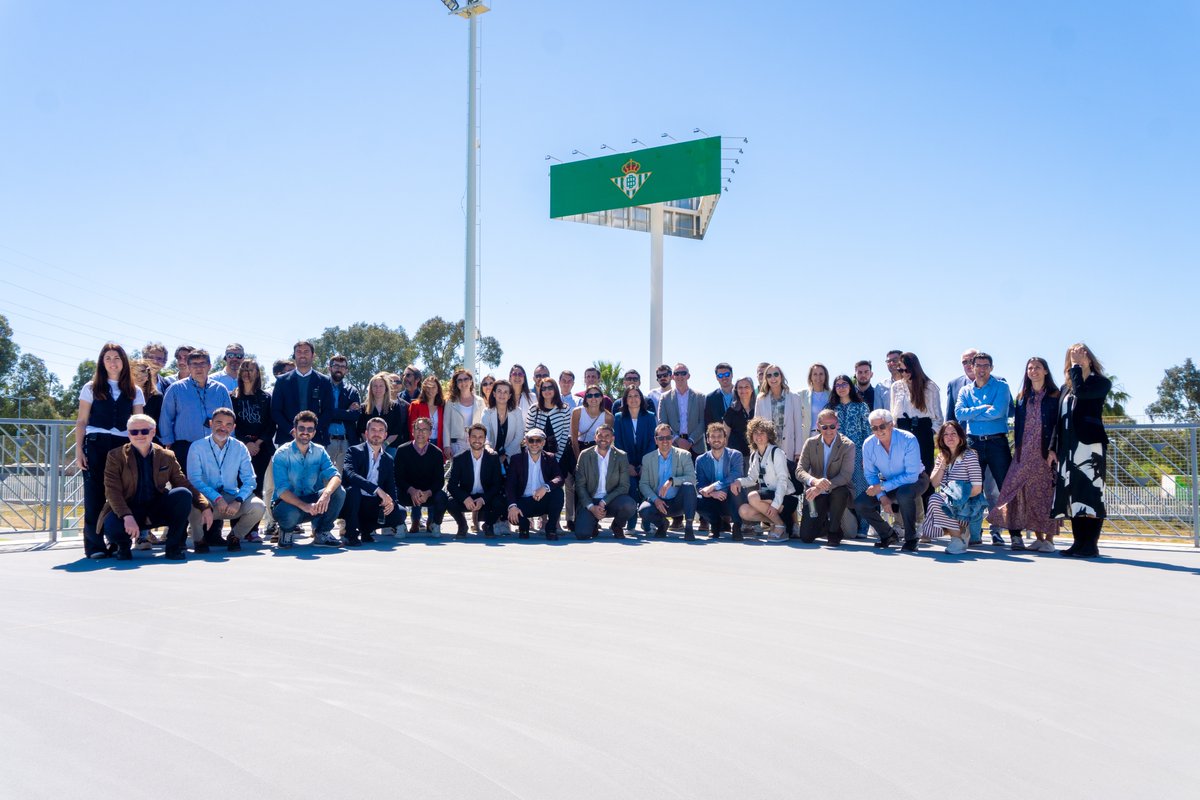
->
[271,340,335,446]
[447,423,505,537]
[394,416,450,536]
[505,429,565,539]
[326,354,362,474]
[796,409,857,546]
[573,424,634,539]
[703,362,736,427]
[341,417,404,546]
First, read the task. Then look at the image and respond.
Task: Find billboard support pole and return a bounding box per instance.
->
[463,7,481,377]
[649,203,664,374]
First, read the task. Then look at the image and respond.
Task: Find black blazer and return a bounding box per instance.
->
[1013,388,1060,461]
[393,441,445,496]
[342,442,399,503]
[271,370,335,446]
[356,399,410,446]
[329,381,363,447]
[447,449,505,504]
[704,388,731,427]
[505,451,563,506]
[1052,367,1112,450]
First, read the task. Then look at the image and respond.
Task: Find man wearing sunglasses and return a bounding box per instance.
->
[646,364,672,410]
[575,366,614,412]
[638,423,698,539]
[399,366,423,403]
[210,343,244,392]
[505,430,565,539]
[272,410,346,547]
[97,414,210,561]
[611,370,657,415]
[703,362,736,427]
[855,409,929,551]
[875,350,904,413]
[796,410,856,546]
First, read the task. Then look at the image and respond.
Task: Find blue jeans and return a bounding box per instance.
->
[273,487,346,534]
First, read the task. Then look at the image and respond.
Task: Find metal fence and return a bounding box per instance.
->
[2,418,1198,546]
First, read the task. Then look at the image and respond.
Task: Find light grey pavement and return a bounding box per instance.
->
[2,535,1199,799]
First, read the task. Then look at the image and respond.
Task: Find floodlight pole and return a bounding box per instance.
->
[649,204,664,374]
[448,1,489,376]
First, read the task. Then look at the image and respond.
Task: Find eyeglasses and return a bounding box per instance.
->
[541,386,556,393]
[715,371,732,379]
[481,382,494,388]
[655,435,673,441]
[961,359,974,365]
[870,423,891,432]
[456,376,473,383]
[834,381,849,388]
[624,376,639,382]
[148,356,167,365]
[585,393,602,400]
[818,423,837,431]
[534,374,549,381]
[389,378,402,384]
[295,426,316,433]
[526,437,545,443]
[896,368,910,374]
[766,371,781,378]
[225,352,244,359]
[656,373,670,379]
[128,428,152,436]
[673,370,688,376]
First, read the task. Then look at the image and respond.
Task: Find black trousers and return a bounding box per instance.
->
[450,493,504,530]
[513,485,565,532]
[855,473,931,542]
[102,487,192,556]
[342,491,406,538]
[1069,516,1103,556]
[406,489,448,525]
[799,485,852,543]
[82,433,126,555]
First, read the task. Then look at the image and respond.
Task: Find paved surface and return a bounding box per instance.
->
[3,535,1199,799]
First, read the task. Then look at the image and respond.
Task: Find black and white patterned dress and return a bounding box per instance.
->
[1051,367,1112,520]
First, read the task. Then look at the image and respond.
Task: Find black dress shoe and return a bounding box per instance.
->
[684,530,696,541]
[344,537,362,547]
[900,538,919,552]
[874,534,897,549]
[164,550,186,561]
[828,536,843,547]
[546,532,559,541]
[361,532,375,543]
[709,530,720,540]
[574,532,589,541]
[115,549,132,561]
[194,542,210,554]
[456,532,467,539]
[653,531,666,538]
[613,530,625,539]
[732,531,744,541]
[519,532,530,539]
[226,536,242,552]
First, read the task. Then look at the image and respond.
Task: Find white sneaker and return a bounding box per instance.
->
[429,523,442,536]
[946,538,967,554]
[1038,540,1057,553]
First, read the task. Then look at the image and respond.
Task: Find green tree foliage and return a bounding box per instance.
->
[4,354,63,418]
[1146,358,1200,422]
[591,360,624,399]
[54,360,96,419]
[0,314,18,379]
[311,323,416,390]
[412,317,502,381]
[1103,373,1132,421]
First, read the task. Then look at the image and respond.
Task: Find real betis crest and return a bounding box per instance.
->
[611,158,651,200]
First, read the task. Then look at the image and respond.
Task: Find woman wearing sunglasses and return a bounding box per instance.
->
[889,352,942,505]
[443,369,484,459]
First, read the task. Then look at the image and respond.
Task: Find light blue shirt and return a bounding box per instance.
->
[721,390,734,412]
[160,377,232,445]
[272,440,337,502]
[955,377,1013,436]
[187,434,256,502]
[657,452,678,499]
[676,391,691,437]
[862,427,925,492]
[210,372,239,392]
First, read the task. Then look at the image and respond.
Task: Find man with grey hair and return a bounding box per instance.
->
[855,408,929,551]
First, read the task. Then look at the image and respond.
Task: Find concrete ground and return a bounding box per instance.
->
[2,531,1199,799]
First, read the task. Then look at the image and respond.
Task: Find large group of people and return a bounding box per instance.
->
[75,339,1113,561]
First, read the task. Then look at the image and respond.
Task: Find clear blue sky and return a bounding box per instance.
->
[1,1,1196,414]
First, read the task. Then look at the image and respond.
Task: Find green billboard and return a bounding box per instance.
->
[549,136,722,218]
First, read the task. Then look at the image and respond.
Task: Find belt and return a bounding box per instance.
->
[330,435,346,440]
[969,433,1007,441]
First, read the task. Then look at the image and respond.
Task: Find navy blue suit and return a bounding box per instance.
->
[329,381,362,447]
[340,442,404,539]
[271,370,335,445]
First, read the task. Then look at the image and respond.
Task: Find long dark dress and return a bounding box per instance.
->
[724,403,755,460]
[233,391,275,498]
[1051,368,1112,520]
[989,390,1060,536]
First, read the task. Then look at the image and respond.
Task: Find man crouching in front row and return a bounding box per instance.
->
[97,413,209,561]
[271,410,346,548]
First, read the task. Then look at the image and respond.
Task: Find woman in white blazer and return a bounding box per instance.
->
[738,417,796,540]
[442,368,485,458]
[754,364,808,467]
